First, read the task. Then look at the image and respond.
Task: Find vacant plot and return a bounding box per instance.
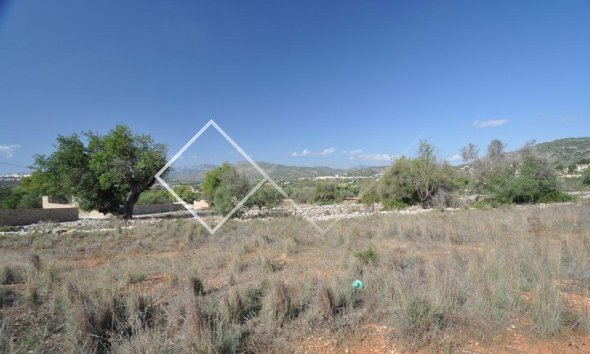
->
[1,202,590,353]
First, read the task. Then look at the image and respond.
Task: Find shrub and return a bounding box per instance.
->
[174,185,199,203]
[355,247,379,265]
[359,180,380,210]
[137,190,171,205]
[311,181,340,205]
[382,198,407,210]
[289,186,314,204]
[537,191,575,204]
[398,296,446,340]
[248,183,283,210]
[378,141,460,208]
[0,184,41,209]
[28,253,42,272]
[211,165,252,216]
[314,284,336,321]
[201,163,233,203]
[262,280,292,326]
[0,286,18,308]
[473,141,565,204]
[0,266,20,285]
[66,285,128,353]
[126,272,147,285]
[583,168,590,185]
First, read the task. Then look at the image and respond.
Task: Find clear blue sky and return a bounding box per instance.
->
[0,0,589,173]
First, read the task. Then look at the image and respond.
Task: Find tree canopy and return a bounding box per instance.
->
[378,140,458,208]
[34,124,167,218]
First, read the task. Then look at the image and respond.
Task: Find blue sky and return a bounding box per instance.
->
[0,0,589,173]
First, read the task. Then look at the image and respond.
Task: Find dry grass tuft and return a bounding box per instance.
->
[28,253,42,272]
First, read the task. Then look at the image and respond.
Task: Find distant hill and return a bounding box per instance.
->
[532,137,590,167]
[166,164,216,183]
[167,161,386,183]
[166,137,590,183]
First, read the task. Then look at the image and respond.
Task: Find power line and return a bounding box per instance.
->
[0,161,33,169]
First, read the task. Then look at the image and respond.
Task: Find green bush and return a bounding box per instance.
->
[137,190,171,204]
[378,141,460,208]
[355,247,379,265]
[201,163,232,203]
[473,142,568,205]
[0,286,18,309]
[289,186,314,204]
[358,180,380,208]
[248,183,283,210]
[311,181,340,205]
[537,191,575,203]
[211,166,252,216]
[493,155,561,204]
[382,198,407,210]
[174,185,199,203]
[0,184,41,209]
[583,168,590,186]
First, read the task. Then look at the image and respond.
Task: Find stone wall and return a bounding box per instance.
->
[0,208,79,226]
[132,203,185,215]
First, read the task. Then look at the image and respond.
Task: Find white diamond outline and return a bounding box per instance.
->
[155,119,340,235]
[154,120,266,234]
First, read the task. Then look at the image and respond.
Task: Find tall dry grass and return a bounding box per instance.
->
[0,202,588,352]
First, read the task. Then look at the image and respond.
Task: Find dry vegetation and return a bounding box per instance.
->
[1,202,590,353]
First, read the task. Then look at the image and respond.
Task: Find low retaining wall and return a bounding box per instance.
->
[0,207,79,226]
[133,203,185,215]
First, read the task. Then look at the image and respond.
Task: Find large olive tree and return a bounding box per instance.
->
[35,125,167,219]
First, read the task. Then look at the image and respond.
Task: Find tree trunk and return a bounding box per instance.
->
[122,186,141,219]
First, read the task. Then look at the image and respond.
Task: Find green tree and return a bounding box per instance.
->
[174,185,199,203]
[311,181,340,204]
[472,140,566,204]
[378,157,417,205]
[0,183,42,209]
[211,166,252,215]
[35,125,167,218]
[358,179,380,211]
[408,141,438,207]
[200,163,232,203]
[248,183,283,211]
[378,141,459,208]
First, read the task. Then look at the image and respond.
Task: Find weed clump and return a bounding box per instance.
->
[355,247,379,265]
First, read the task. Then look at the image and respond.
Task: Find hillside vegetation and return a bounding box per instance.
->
[532,137,590,167]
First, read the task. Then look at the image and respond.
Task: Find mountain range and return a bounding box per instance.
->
[167,161,386,183]
[165,137,590,183]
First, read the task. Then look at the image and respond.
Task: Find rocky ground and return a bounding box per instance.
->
[2,196,588,235]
